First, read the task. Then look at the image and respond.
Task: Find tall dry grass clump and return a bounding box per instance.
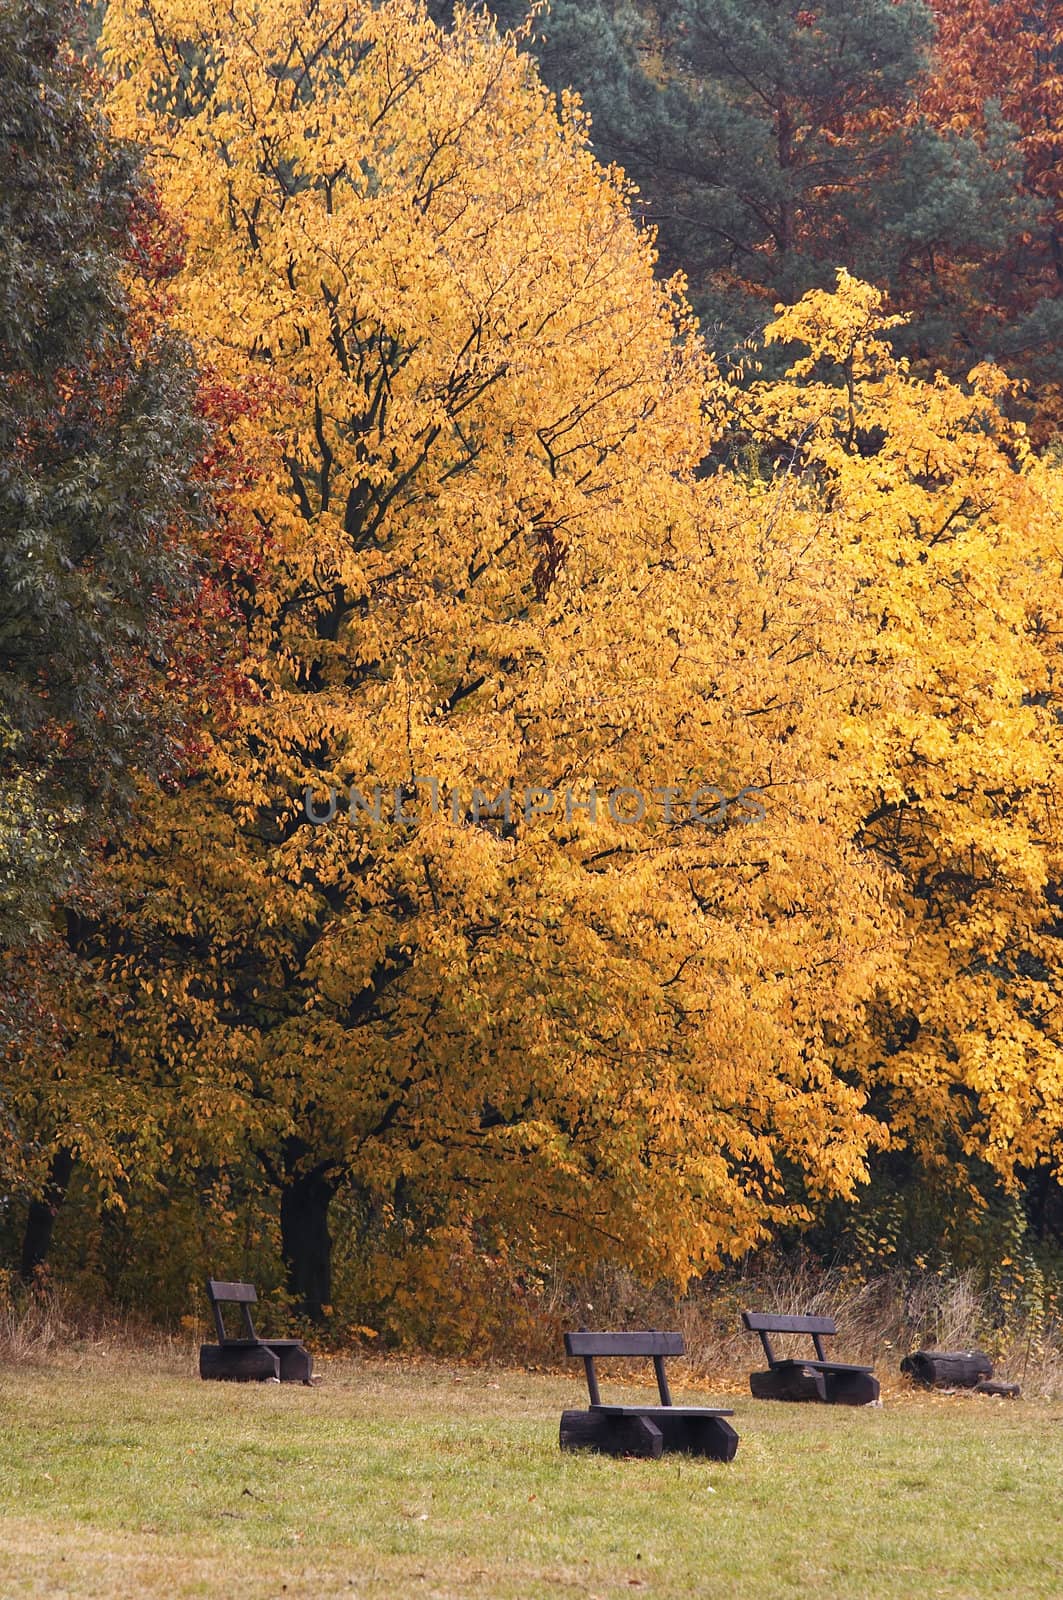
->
[0,1271,190,1367]
[513,1257,1063,1398]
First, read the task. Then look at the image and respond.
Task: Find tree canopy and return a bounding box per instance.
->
[469,0,1054,410]
[2,0,1060,1332]
[0,0,219,942]
[0,0,250,1258]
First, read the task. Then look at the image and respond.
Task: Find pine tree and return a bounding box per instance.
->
[477,0,1028,372]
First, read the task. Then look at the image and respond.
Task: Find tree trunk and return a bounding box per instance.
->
[775,92,795,255]
[279,1144,338,1322]
[20,1146,73,1282]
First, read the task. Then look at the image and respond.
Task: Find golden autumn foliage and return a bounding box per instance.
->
[81,0,912,1307]
[46,0,1060,1317]
[733,271,1063,1201]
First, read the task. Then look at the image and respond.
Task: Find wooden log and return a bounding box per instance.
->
[749,1364,826,1402]
[559,1408,739,1460]
[559,1409,662,1458]
[900,1350,993,1388]
[630,1410,738,1459]
[824,1368,880,1406]
[199,1343,280,1382]
[975,1379,1020,1398]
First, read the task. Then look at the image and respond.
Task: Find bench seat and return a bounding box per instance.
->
[591,1404,734,1417]
[769,1359,874,1374]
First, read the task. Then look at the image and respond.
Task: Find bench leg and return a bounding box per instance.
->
[615,1414,664,1459]
[824,1370,880,1406]
[272,1344,313,1384]
[199,1344,280,1382]
[689,1415,740,1462]
[750,1365,827,1402]
[559,1410,663,1458]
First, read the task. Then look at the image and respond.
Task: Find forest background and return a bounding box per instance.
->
[1,0,1062,1361]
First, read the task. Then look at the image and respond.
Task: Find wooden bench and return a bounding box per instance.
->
[559,1330,739,1460]
[741,1311,878,1405]
[199,1279,313,1384]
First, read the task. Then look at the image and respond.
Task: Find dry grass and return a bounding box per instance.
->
[5,1258,1062,1398]
[529,1259,1063,1398]
[0,1275,188,1367]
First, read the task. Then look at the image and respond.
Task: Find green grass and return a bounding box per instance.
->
[1,1351,1061,1598]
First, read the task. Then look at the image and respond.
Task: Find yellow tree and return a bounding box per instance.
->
[732,271,1063,1247]
[78,0,906,1322]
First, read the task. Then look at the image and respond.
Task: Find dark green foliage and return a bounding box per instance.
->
[0,0,208,942]
[472,0,1029,370]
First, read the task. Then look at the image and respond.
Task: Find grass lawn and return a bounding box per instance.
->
[0,1349,1060,1599]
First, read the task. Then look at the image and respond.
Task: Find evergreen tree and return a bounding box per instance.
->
[921,0,1063,435]
[475,0,1028,370]
[0,0,247,1270]
[0,0,212,944]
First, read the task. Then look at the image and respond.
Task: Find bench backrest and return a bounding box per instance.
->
[741,1310,837,1366]
[206,1279,259,1344]
[564,1330,684,1407]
